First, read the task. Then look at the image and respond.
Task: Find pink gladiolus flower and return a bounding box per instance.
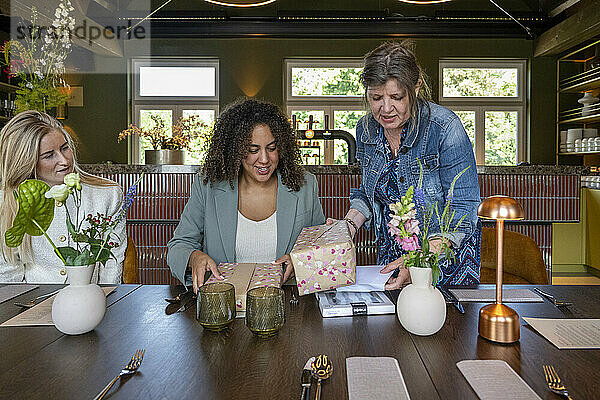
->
[387,222,403,237]
[404,218,420,236]
[401,235,420,251]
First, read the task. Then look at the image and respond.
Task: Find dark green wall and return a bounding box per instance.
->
[65,37,556,165]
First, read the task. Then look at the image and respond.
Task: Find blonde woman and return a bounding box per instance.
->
[0,110,125,283]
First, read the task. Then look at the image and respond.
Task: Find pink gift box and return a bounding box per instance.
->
[290,221,356,296]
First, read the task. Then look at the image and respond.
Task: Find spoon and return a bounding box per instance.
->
[312,354,333,400]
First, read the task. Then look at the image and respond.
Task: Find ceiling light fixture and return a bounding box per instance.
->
[204,0,277,7]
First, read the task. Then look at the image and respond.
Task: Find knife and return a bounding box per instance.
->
[301,357,315,400]
[165,290,194,315]
[438,286,465,314]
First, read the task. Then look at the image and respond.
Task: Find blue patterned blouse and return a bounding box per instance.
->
[373,127,481,286]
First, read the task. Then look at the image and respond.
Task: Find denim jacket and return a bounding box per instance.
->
[350,101,480,247]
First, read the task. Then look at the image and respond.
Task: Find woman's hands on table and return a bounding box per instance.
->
[272,254,294,282]
[380,256,411,290]
[189,250,223,294]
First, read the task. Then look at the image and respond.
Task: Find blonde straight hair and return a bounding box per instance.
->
[0,110,116,265]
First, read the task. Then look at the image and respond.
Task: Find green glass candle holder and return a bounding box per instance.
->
[197,282,235,332]
[245,287,285,337]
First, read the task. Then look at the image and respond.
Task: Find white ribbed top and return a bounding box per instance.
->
[235,211,277,263]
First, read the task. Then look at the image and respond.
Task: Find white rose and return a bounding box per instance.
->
[63,172,81,190]
[45,184,71,203]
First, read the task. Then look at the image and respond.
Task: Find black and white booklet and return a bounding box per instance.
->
[316,290,395,317]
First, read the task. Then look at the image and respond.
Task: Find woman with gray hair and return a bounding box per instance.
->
[0,110,125,283]
[338,41,481,289]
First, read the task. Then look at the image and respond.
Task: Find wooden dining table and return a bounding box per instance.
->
[0,284,599,400]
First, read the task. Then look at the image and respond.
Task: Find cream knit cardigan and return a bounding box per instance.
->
[0,183,125,284]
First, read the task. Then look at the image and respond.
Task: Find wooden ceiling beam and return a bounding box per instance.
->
[534,0,600,56]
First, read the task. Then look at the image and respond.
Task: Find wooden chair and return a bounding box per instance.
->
[123,236,139,284]
[480,227,549,284]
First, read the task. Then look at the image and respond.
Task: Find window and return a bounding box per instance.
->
[439,59,526,165]
[285,59,366,165]
[131,58,219,164]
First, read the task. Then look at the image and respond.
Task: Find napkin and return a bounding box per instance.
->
[346,357,410,400]
[449,288,543,303]
[0,284,38,304]
[336,266,393,292]
[456,360,541,400]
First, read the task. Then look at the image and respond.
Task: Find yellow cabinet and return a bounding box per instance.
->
[552,188,600,273]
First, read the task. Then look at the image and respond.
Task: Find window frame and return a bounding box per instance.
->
[438,59,527,165]
[132,58,219,102]
[284,58,365,104]
[129,58,220,164]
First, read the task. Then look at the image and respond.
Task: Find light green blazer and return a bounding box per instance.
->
[167,171,325,284]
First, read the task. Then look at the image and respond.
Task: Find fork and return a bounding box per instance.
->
[13,289,62,308]
[533,288,573,307]
[543,365,573,399]
[290,285,299,306]
[93,349,145,400]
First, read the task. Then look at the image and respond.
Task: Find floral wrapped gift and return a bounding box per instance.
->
[290,221,356,296]
[205,263,282,311]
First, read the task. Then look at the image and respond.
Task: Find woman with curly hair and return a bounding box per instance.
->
[167,98,325,293]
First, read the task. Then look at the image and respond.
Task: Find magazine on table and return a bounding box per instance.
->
[316,290,395,317]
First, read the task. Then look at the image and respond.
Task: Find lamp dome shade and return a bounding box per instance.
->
[477,195,524,220]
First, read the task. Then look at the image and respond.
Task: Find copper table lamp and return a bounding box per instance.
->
[477,195,525,343]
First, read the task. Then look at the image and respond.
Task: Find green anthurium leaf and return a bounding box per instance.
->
[5,225,26,248]
[5,180,55,247]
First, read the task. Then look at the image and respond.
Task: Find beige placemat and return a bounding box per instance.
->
[449,289,543,303]
[347,357,410,400]
[0,284,39,304]
[457,360,541,400]
[0,286,116,327]
[523,317,600,349]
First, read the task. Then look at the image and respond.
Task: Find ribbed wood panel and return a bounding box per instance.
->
[97,172,580,284]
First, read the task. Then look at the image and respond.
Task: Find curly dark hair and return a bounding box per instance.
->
[201,98,305,191]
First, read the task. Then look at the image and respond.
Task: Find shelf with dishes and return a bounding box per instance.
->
[558,128,600,155]
[556,39,600,165]
[559,104,600,124]
[559,151,600,155]
[559,67,600,93]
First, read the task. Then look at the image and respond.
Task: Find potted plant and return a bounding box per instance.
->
[4,173,142,334]
[1,0,73,113]
[388,162,470,336]
[118,115,209,165]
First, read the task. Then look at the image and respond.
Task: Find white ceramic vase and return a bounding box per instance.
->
[396,267,446,336]
[578,92,599,116]
[52,264,106,335]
